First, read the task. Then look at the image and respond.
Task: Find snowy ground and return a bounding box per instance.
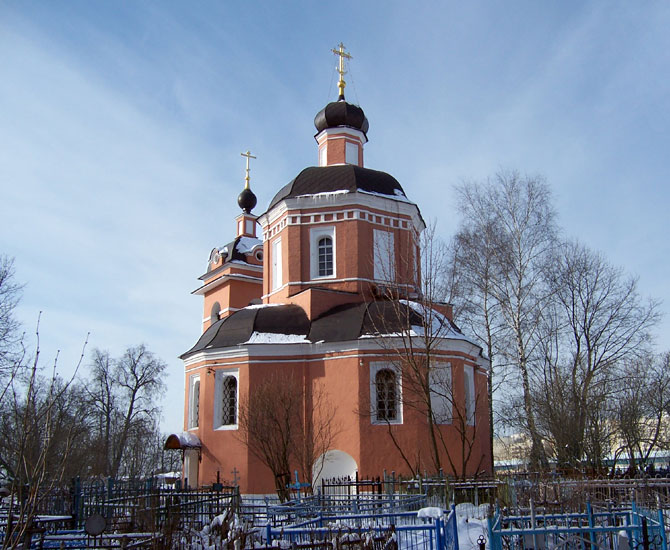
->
[454,504,490,550]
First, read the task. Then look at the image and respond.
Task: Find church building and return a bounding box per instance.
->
[169,45,492,494]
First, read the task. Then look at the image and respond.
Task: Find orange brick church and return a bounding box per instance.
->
[167,45,491,494]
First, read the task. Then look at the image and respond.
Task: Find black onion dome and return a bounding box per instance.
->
[314,99,369,136]
[238,187,257,213]
[267,165,407,210]
[181,304,310,358]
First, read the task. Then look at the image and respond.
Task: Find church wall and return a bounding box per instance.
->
[310,354,363,468]
[353,352,492,478]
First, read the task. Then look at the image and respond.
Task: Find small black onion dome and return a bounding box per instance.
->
[237,187,257,213]
[314,99,369,136]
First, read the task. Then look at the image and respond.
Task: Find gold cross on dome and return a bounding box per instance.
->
[241,150,256,189]
[331,42,352,99]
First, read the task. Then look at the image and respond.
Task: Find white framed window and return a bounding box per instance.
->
[464,365,475,426]
[271,237,282,291]
[214,370,239,430]
[188,375,200,429]
[370,362,402,424]
[345,142,359,165]
[310,226,336,279]
[429,362,453,424]
[373,229,395,281]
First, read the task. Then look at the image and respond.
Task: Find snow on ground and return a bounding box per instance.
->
[457,514,489,550]
[417,504,490,550]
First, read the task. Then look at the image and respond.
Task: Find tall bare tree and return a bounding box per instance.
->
[86,345,166,478]
[456,171,556,469]
[535,241,660,467]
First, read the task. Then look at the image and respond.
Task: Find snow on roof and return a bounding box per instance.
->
[243,332,309,344]
[400,300,469,341]
[295,189,351,200]
[164,432,201,449]
[237,236,263,253]
[245,303,284,310]
[357,188,411,203]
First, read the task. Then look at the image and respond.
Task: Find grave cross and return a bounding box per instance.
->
[286,470,311,501]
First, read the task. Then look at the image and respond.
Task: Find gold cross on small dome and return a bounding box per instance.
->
[331,42,352,99]
[240,150,256,189]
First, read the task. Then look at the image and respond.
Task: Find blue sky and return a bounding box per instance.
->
[1,2,669,433]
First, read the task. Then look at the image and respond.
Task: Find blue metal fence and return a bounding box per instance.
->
[488,500,668,550]
[264,505,459,550]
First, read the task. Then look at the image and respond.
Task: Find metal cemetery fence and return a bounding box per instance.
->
[0,476,239,549]
[264,506,460,550]
[488,500,668,550]
[69,477,238,531]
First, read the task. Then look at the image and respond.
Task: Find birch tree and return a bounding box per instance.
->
[456,171,556,469]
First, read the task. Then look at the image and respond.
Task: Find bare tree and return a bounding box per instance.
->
[237,372,337,501]
[609,353,670,474]
[451,217,509,472]
[0,256,24,398]
[86,345,167,478]
[455,171,556,469]
[0,317,88,550]
[535,241,660,468]
[369,222,490,477]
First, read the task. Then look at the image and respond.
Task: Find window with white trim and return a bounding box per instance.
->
[373,229,395,281]
[429,362,453,424]
[464,365,475,426]
[370,362,402,424]
[271,237,282,291]
[310,226,335,279]
[214,370,239,429]
[188,375,200,429]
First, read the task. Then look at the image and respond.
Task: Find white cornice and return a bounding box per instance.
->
[192,273,263,296]
[259,193,425,237]
[182,336,488,370]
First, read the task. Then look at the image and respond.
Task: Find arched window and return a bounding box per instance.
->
[188,376,200,429]
[210,302,221,324]
[221,376,237,425]
[375,369,397,421]
[318,236,333,277]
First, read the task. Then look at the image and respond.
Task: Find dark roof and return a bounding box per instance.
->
[314,99,369,136]
[267,165,407,210]
[181,304,310,358]
[182,300,468,358]
[309,301,424,342]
